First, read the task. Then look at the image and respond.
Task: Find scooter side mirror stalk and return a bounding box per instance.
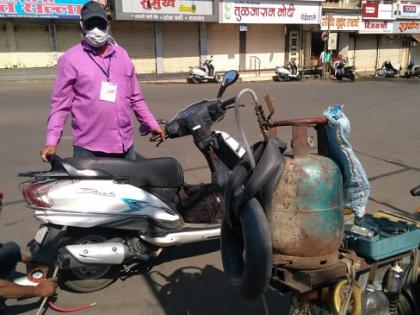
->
[217,70,239,98]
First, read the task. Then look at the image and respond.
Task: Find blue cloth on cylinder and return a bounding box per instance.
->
[323,105,370,217]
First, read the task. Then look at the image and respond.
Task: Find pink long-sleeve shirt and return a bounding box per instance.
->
[46,41,159,153]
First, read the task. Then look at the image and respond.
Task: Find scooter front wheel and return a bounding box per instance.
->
[59,233,120,293]
[375,69,386,79]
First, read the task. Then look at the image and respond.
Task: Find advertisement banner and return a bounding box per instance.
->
[328,32,337,50]
[359,20,393,34]
[0,0,89,19]
[393,20,420,34]
[114,0,217,22]
[219,0,321,24]
[361,2,379,19]
[361,3,394,20]
[394,4,420,19]
[321,14,360,31]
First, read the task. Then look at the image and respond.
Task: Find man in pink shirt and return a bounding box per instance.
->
[40,1,164,161]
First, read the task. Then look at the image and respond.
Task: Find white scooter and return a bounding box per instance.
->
[375,60,401,78]
[188,56,221,84]
[19,71,244,293]
[274,58,302,82]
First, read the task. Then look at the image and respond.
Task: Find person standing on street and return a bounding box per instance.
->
[40,1,164,161]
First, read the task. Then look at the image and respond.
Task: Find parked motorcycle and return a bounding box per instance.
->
[375,60,401,78]
[333,57,356,81]
[188,56,221,84]
[404,61,420,78]
[19,71,243,293]
[274,58,302,82]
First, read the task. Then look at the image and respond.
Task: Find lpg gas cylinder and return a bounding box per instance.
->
[269,126,344,269]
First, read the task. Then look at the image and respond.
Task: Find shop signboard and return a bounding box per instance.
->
[0,0,90,19]
[113,0,217,22]
[359,20,393,34]
[219,0,321,24]
[361,3,394,20]
[393,20,420,34]
[321,14,360,31]
[394,4,420,19]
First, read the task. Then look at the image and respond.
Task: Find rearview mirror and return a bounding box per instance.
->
[217,70,239,98]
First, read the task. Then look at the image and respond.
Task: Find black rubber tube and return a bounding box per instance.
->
[221,198,272,300]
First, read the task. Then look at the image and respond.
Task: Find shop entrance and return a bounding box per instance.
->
[311,31,324,67]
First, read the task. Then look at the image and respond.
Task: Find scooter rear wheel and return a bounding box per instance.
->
[191,75,201,84]
[59,234,119,293]
[277,74,284,82]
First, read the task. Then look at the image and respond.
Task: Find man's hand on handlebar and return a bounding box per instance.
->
[150,127,167,146]
[40,145,56,162]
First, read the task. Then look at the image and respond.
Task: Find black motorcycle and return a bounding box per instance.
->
[333,58,356,81]
[404,62,420,78]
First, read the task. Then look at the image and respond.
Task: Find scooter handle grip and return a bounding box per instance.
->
[410,184,420,196]
[222,97,236,109]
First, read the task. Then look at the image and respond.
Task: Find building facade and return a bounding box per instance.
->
[0,0,419,74]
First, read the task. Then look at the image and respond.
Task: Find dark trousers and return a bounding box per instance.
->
[73,146,136,160]
[0,242,21,278]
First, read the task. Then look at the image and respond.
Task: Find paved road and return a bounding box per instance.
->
[0,79,419,315]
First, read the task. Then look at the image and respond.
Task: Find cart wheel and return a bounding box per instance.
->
[331,280,362,315]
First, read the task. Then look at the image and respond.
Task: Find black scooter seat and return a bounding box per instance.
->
[64,157,184,188]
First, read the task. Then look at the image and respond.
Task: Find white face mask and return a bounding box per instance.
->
[81,22,109,48]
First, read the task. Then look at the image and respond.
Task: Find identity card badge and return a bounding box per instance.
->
[100,81,117,103]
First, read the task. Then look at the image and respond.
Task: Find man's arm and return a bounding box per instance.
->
[128,63,159,133]
[41,55,76,161]
[0,278,57,299]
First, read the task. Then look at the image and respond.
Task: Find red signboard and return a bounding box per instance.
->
[362,2,379,18]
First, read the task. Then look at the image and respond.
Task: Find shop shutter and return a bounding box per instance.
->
[112,22,156,74]
[246,24,285,70]
[410,45,420,64]
[355,35,378,72]
[55,22,81,59]
[207,23,239,71]
[14,23,55,68]
[0,22,12,68]
[162,22,199,73]
[378,36,402,67]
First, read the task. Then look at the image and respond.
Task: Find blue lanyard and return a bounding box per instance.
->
[87,52,111,81]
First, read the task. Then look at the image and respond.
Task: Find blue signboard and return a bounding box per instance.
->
[0,0,89,19]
